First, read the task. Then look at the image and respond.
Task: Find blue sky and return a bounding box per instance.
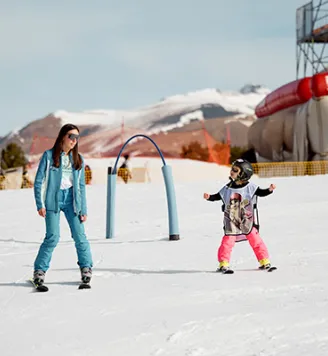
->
[0,0,307,136]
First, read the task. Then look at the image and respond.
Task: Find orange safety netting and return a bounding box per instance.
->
[202,122,230,165]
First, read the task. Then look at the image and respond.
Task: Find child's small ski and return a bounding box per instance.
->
[259,265,277,272]
[78,282,91,290]
[216,268,234,274]
[29,279,49,292]
[222,269,234,274]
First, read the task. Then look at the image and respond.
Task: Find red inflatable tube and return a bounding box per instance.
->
[255,77,312,117]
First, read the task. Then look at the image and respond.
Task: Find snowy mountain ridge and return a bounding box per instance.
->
[53,84,270,131]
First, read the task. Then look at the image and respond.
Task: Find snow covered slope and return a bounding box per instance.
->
[0,161,327,356]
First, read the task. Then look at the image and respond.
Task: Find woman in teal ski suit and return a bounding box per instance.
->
[33,124,93,285]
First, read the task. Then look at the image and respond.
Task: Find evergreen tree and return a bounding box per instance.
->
[180,141,209,161]
[229,146,248,163]
[1,143,27,170]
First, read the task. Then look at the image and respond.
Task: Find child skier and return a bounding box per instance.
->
[203,158,276,273]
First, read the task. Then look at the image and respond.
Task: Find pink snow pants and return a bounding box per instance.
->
[218,227,269,263]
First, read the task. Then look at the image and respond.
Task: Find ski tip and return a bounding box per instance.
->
[29,279,49,292]
[78,283,91,290]
[216,268,234,274]
[36,285,49,292]
[223,269,234,274]
[267,266,277,272]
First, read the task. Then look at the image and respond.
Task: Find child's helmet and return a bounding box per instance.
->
[232,159,253,182]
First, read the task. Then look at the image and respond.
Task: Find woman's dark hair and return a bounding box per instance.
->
[52,124,82,170]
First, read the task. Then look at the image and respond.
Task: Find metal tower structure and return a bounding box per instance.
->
[296,0,328,78]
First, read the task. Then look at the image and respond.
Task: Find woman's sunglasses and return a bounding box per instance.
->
[231,167,239,173]
[67,133,80,141]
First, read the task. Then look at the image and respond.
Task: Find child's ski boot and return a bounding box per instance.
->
[216,266,234,274]
[259,263,271,270]
[259,262,277,272]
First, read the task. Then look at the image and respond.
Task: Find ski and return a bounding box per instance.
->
[216,268,234,274]
[78,282,91,290]
[259,266,277,272]
[222,269,234,274]
[29,279,49,292]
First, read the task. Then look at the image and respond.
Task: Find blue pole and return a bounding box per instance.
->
[106,167,117,238]
[162,165,180,240]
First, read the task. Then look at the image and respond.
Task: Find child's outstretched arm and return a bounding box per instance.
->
[255,184,276,197]
[203,192,222,201]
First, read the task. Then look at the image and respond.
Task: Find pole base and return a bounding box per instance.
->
[169,234,180,241]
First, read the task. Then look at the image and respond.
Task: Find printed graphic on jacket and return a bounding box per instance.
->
[224,192,253,235]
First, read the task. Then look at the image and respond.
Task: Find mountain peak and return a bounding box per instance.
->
[239,84,270,95]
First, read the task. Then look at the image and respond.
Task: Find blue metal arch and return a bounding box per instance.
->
[106,134,179,240]
[112,134,166,174]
